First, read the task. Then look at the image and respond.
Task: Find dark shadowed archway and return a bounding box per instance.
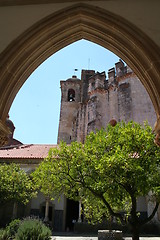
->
[0,3,160,123]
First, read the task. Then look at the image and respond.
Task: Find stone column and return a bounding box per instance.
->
[0,120,9,147]
[78,200,82,223]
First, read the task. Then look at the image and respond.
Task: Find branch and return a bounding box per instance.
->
[85,185,126,225]
[101,193,126,224]
[110,169,136,197]
[140,202,159,226]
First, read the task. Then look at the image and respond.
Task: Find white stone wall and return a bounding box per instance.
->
[31,192,65,211]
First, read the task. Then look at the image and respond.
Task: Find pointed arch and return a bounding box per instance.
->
[0,3,160,121]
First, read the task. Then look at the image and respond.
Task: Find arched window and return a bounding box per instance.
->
[68,89,75,102]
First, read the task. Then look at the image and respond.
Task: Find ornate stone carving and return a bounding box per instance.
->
[0,120,9,147]
[153,116,160,147]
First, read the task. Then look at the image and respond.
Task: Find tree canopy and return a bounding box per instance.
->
[31,157,56,199]
[0,163,36,205]
[33,121,160,240]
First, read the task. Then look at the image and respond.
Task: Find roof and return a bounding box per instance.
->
[0,144,57,159]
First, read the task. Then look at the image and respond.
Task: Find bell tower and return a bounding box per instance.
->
[57,75,81,144]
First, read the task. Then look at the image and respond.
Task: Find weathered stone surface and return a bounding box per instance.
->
[98,230,122,240]
[0,120,9,147]
[58,61,156,145]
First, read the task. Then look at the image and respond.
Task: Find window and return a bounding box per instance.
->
[68,89,75,101]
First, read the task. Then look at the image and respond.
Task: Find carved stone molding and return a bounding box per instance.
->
[0,120,9,147]
[0,4,160,121]
[153,116,160,147]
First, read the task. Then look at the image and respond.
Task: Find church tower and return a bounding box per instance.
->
[57,60,156,146]
[57,75,81,144]
[57,70,95,144]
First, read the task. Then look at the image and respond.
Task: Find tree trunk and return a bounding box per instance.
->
[131,224,140,240]
[129,193,140,240]
[12,202,18,219]
[44,197,50,222]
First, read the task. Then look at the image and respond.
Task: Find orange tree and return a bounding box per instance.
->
[0,163,36,218]
[33,121,160,240]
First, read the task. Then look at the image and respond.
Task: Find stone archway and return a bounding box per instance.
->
[0,3,160,143]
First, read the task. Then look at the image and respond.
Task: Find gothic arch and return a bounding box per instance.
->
[0,3,160,123]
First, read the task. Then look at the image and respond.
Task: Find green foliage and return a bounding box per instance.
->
[0,218,51,240]
[33,121,160,238]
[0,163,36,204]
[15,218,52,240]
[0,229,8,240]
[31,157,56,198]
[6,219,21,238]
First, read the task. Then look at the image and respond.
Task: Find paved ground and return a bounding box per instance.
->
[51,237,160,240]
[51,234,160,240]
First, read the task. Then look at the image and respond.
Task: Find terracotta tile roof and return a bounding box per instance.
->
[0,144,57,159]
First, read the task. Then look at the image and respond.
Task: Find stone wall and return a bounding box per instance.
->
[58,61,157,144]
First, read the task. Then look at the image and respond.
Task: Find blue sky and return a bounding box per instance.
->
[9,39,119,144]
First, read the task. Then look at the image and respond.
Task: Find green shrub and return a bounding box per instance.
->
[15,218,52,240]
[6,219,21,238]
[0,228,8,240]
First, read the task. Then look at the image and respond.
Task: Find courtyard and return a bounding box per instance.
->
[51,236,160,240]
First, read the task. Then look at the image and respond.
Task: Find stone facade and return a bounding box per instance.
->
[0,60,158,230]
[57,60,159,228]
[58,60,156,145]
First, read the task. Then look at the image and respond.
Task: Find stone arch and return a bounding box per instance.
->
[0,3,160,123]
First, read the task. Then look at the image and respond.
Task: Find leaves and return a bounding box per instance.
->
[32,121,160,226]
[0,163,36,204]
